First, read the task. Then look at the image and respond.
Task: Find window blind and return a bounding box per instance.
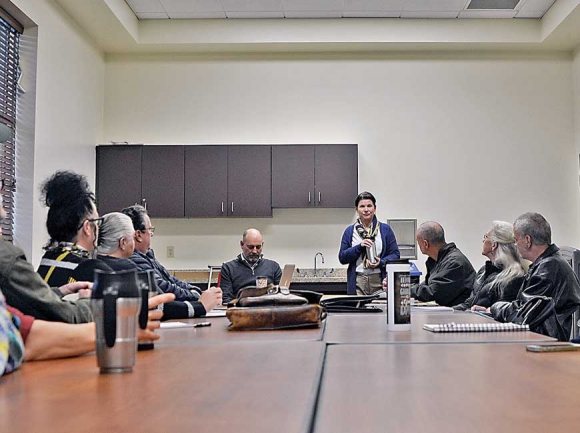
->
[0,16,20,241]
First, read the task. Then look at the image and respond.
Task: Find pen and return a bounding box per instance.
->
[192,322,212,328]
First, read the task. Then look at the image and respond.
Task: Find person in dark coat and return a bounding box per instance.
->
[490,212,580,341]
[411,221,476,307]
[455,221,525,311]
[122,205,222,316]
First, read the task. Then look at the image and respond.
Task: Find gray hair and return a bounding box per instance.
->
[97,212,135,255]
[417,221,446,245]
[487,220,525,292]
[513,212,551,246]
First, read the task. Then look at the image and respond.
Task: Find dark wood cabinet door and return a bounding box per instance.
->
[272,145,315,208]
[184,145,228,217]
[142,146,185,218]
[96,145,143,214]
[227,146,272,217]
[314,144,358,208]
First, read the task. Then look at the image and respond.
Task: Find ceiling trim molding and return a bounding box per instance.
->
[54,0,580,53]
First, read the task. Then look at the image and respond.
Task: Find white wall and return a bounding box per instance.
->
[103,52,580,274]
[574,47,580,195]
[11,0,105,266]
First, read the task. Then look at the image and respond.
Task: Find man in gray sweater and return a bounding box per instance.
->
[220,228,282,304]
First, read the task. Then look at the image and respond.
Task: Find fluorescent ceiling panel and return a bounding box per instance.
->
[459,9,518,17]
[467,0,520,9]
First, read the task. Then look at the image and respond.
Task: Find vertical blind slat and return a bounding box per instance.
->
[0,17,20,241]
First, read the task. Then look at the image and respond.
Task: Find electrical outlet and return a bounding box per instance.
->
[166,246,175,258]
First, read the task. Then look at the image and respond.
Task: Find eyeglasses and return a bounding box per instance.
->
[78,217,104,231]
[141,226,155,234]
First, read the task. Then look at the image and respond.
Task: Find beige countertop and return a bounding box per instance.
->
[170,267,347,284]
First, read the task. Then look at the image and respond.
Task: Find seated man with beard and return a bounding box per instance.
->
[220,228,282,304]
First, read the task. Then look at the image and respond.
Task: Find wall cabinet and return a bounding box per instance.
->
[96,145,184,218]
[272,144,358,208]
[97,143,355,218]
[96,145,142,215]
[142,146,185,218]
[184,145,272,218]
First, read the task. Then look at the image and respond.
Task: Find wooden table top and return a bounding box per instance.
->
[314,343,580,433]
[323,311,556,344]
[157,316,326,344]
[1,341,325,433]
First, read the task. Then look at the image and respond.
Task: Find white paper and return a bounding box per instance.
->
[160,321,194,329]
[205,309,227,317]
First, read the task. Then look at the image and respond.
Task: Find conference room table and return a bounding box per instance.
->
[1,306,575,433]
[2,341,326,433]
[314,343,580,433]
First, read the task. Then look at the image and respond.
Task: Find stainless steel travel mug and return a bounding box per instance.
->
[91,269,141,373]
[366,244,378,264]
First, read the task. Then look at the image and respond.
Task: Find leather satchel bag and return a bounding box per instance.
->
[226,285,326,331]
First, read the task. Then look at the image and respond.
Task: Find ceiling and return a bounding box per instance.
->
[53,0,580,53]
[124,0,556,20]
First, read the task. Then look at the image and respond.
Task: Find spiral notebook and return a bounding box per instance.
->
[423,322,530,333]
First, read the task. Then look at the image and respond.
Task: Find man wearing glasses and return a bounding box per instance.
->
[37,171,112,288]
[122,205,222,316]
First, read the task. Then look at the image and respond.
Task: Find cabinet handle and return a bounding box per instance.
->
[231,202,234,213]
[221,202,224,213]
[308,192,311,203]
[142,198,147,210]
[318,192,321,203]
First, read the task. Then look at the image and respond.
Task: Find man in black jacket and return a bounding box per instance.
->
[411,221,475,307]
[491,212,580,340]
[122,205,222,316]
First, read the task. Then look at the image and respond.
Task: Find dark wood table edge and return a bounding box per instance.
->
[323,337,557,345]
[302,343,328,433]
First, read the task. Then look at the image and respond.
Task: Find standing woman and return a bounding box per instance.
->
[339,191,400,295]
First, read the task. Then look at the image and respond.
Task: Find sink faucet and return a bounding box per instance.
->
[314,252,325,277]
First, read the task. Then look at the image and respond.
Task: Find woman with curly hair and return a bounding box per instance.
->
[37,170,110,287]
